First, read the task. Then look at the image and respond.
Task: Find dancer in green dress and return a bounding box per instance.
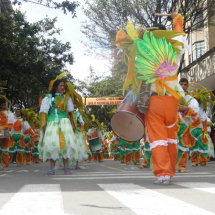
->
[39,73,77,175]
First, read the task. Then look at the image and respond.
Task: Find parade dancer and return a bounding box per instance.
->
[32,121,42,164]
[87,120,104,162]
[198,105,209,166]
[124,140,141,165]
[118,138,126,163]
[9,109,25,166]
[177,78,199,172]
[20,108,37,165]
[138,134,151,169]
[112,7,189,184]
[188,83,215,166]
[110,134,120,161]
[0,98,14,170]
[39,73,78,175]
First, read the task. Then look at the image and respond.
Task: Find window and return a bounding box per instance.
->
[193,12,204,29]
[189,54,192,64]
[192,41,205,61]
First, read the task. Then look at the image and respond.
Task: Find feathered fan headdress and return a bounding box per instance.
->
[21,107,39,130]
[188,82,215,111]
[111,21,185,95]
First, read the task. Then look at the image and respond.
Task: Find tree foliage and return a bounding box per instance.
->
[0,0,80,16]
[82,0,215,60]
[0,10,74,108]
[75,65,126,130]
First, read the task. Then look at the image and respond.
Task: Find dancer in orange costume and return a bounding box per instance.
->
[112,7,189,184]
[0,98,14,170]
[140,9,189,184]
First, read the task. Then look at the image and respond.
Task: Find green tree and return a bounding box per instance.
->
[82,0,215,70]
[0,0,80,16]
[75,66,126,130]
[0,10,73,108]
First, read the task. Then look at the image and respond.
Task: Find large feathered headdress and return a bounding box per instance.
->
[21,107,39,130]
[111,21,185,95]
[188,82,215,111]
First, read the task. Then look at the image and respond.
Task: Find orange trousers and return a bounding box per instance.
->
[145,96,178,180]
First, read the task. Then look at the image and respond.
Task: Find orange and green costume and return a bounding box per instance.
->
[177,94,199,171]
[0,109,14,167]
[9,116,26,164]
[87,127,104,162]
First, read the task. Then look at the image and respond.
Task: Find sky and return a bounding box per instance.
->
[15,0,110,81]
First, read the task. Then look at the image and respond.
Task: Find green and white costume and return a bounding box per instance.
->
[39,93,78,162]
[68,110,88,166]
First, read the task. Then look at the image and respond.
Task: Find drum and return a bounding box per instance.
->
[111,90,145,142]
[0,130,10,139]
[89,137,101,152]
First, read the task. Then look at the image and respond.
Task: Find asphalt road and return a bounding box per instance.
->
[0,159,215,215]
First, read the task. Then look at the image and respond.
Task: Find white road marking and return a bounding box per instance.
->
[33,170,39,172]
[52,174,215,180]
[98,183,215,215]
[5,170,14,172]
[0,184,64,214]
[78,166,86,169]
[174,182,215,195]
[0,174,7,177]
[17,170,28,173]
[53,172,213,177]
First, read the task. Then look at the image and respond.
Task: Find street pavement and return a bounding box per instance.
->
[1,159,215,215]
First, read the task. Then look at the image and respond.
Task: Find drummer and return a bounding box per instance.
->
[87,120,104,162]
[0,98,14,170]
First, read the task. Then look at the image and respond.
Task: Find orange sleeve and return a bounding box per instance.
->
[173,14,183,32]
[28,128,35,136]
[87,135,91,140]
[7,123,13,130]
[203,120,207,132]
[40,112,47,129]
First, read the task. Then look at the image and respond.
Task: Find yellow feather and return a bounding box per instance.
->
[0,95,12,106]
[55,72,70,81]
[126,21,139,40]
[123,52,135,94]
[91,115,95,121]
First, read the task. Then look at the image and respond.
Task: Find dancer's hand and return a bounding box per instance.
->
[178,105,189,112]
[171,6,178,20]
